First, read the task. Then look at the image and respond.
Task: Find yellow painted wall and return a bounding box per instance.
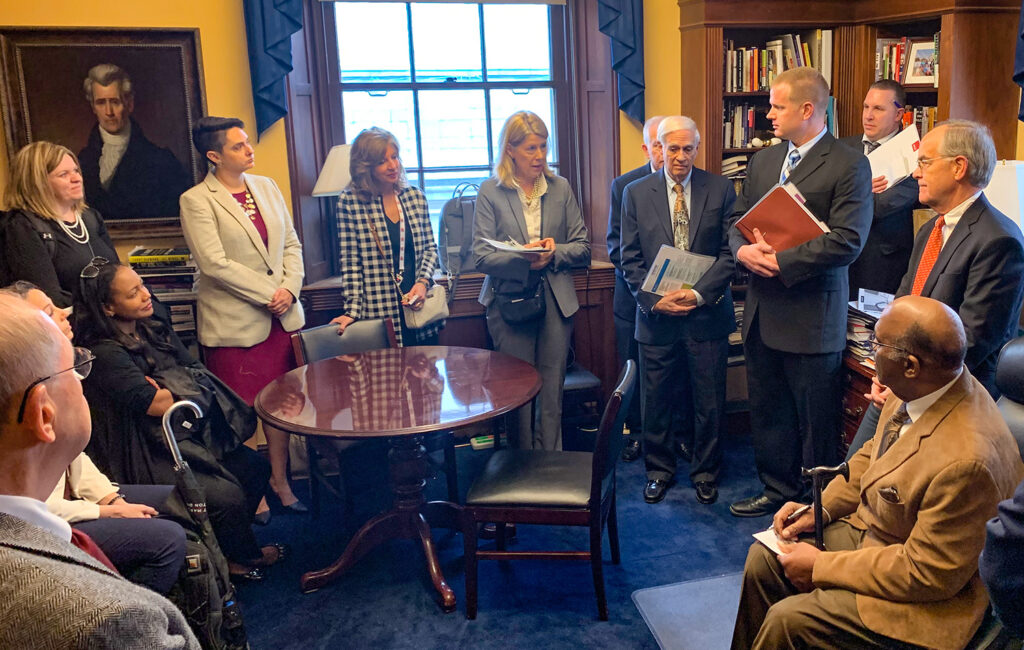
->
[617,0,681,174]
[0,0,292,258]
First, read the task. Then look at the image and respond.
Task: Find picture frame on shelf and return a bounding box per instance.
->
[903,40,936,86]
[0,27,207,238]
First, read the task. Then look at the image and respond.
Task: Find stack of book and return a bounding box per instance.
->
[904,106,938,137]
[875,32,940,87]
[722,155,748,193]
[724,29,833,92]
[847,309,875,367]
[128,247,198,339]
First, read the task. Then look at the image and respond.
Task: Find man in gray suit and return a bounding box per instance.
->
[0,294,199,649]
[607,115,663,462]
[620,116,737,505]
[841,79,919,299]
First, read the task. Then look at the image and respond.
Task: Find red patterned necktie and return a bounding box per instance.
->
[911,215,946,296]
[70,528,119,573]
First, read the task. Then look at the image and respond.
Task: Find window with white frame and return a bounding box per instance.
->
[332,1,568,231]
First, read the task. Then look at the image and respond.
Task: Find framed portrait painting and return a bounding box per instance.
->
[0,28,207,236]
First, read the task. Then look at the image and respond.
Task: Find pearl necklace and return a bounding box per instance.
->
[58,212,90,245]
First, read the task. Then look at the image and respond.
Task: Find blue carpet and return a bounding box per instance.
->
[237,432,767,649]
[633,573,744,650]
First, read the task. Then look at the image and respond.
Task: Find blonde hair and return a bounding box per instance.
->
[772,67,829,114]
[493,111,554,189]
[348,127,408,203]
[3,141,85,221]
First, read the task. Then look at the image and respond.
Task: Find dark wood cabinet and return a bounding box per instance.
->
[841,354,874,451]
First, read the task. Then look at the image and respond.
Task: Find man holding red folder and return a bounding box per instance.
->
[728,67,872,518]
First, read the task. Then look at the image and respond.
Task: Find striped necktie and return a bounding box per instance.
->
[864,141,881,154]
[781,149,802,184]
[876,404,911,458]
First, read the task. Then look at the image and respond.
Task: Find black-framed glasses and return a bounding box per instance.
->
[16,346,95,423]
[867,332,911,356]
[80,256,110,279]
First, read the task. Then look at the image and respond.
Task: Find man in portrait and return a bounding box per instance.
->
[78,63,191,221]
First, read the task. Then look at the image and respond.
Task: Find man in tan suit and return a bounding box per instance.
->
[731,295,1024,650]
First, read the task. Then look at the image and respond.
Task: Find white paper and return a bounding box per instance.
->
[868,124,921,188]
[753,528,797,555]
[986,161,1024,230]
[856,288,894,317]
[640,244,716,296]
[481,237,546,255]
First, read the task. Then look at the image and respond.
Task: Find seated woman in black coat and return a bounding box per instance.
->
[73,260,285,580]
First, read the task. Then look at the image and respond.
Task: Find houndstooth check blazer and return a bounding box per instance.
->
[336,186,442,346]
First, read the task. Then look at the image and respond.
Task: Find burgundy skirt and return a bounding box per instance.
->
[203,319,297,405]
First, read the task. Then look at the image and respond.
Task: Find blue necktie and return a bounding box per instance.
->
[781,149,802,184]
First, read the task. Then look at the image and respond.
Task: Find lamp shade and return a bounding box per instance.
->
[311,144,352,197]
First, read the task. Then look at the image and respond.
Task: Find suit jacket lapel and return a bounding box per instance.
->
[859,373,971,492]
[921,196,987,295]
[649,170,674,244]
[502,185,529,242]
[688,168,709,246]
[205,172,272,267]
[244,175,279,264]
[785,135,831,189]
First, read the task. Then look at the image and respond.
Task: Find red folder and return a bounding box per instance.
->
[734,184,829,252]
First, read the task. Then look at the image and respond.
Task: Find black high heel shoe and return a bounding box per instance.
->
[268,487,309,514]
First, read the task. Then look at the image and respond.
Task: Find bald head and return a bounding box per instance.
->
[874,296,966,400]
[0,295,63,426]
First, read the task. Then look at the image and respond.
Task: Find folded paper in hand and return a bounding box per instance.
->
[868,123,921,189]
[735,183,830,252]
[641,244,715,296]
[753,527,796,555]
[481,237,546,255]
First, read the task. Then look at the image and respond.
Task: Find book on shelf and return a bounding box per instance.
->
[128,246,193,265]
[875,32,940,85]
[723,29,832,93]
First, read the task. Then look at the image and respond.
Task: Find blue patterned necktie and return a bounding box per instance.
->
[781,149,802,184]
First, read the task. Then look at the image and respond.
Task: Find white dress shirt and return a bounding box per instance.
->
[514,174,548,243]
[936,191,982,245]
[894,367,964,442]
[0,494,72,542]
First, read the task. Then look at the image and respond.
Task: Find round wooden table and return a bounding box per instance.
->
[255,345,541,609]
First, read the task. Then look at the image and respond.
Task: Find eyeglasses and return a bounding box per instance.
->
[16,346,95,423]
[915,156,956,171]
[80,256,110,279]
[867,332,910,356]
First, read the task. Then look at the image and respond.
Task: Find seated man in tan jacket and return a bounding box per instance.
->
[731,295,1024,650]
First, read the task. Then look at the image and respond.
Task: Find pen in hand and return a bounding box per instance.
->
[784,504,811,523]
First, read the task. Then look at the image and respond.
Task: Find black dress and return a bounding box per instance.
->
[82,323,269,563]
[1,208,119,307]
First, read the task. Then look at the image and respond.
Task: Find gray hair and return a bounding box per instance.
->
[0,295,61,428]
[83,63,133,104]
[642,115,665,147]
[936,119,996,188]
[657,116,701,147]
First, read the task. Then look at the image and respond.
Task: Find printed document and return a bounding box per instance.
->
[481,237,546,255]
[868,123,921,189]
[640,244,715,296]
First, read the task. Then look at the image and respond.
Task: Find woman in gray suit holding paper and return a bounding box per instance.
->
[472,111,590,450]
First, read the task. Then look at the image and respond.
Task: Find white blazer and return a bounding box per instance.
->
[179,171,305,347]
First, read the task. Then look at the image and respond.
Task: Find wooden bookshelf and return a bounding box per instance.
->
[679,0,1021,174]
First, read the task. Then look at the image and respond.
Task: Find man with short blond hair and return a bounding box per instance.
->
[729,67,872,517]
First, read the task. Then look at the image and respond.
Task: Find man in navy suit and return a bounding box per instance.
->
[981,476,1024,637]
[607,115,663,462]
[841,80,919,299]
[728,67,872,517]
[847,119,1024,457]
[620,116,737,504]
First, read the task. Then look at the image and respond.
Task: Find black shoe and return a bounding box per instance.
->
[621,439,641,462]
[729,494,778,518]
[253,509,272,526]
[644,479,674,504]
[676,441,693,463]
[695,481,718,505]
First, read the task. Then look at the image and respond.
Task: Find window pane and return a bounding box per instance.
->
[341,90,419,168]
[421,170,492,237]
[336,3,411,83]
[489,88,557,165]
[418,90,489,168]
[483,5,551,81]
[410,4,482,83]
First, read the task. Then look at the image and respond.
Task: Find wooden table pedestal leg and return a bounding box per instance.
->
[300,435,457,612]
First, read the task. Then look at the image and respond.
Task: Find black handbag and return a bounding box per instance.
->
[494,275,546,323]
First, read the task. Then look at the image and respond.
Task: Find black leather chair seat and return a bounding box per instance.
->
[564,364,601,392]
[466,449,593,508]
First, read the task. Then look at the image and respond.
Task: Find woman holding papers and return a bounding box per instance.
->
[330,127,443,347]
[472,111,590,450]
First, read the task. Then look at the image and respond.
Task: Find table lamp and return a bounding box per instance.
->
[312,144,352,197]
